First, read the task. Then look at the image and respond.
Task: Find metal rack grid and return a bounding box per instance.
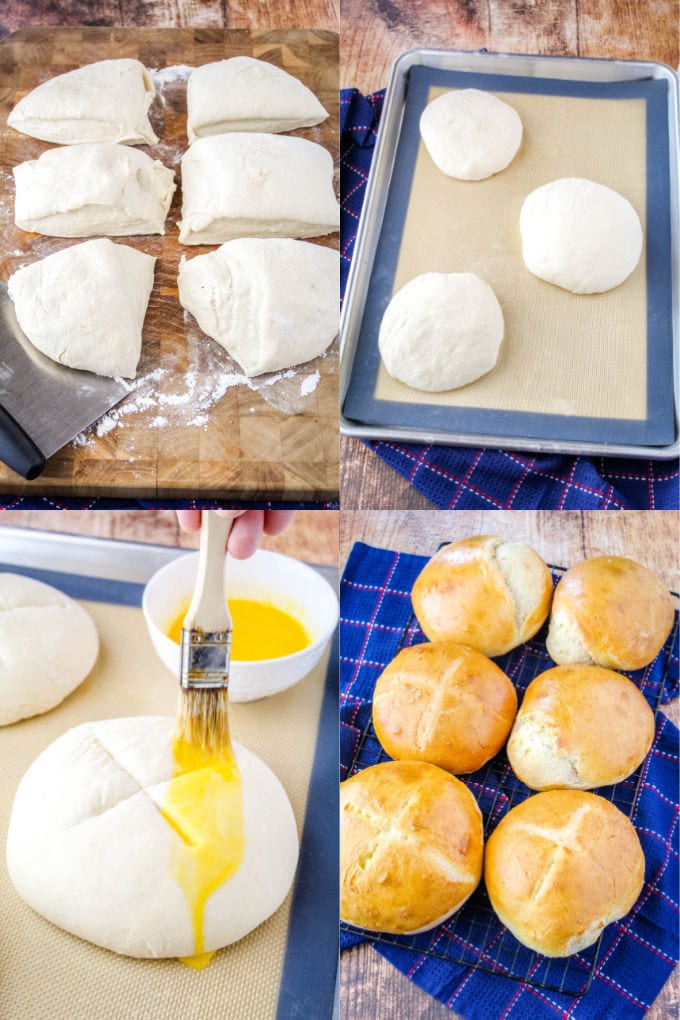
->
[340,563,679,998]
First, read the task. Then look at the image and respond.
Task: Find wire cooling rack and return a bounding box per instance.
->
[340,562,680,998]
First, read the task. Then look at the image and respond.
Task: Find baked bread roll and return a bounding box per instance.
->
[546,556,674,670]
[412,536,553,657]
[340,761,483,933]
[507,665,654,790]
[484,791,645,956]
[373,642,517,773]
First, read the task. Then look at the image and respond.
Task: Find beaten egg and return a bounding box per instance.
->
[162,735,245,970]
[166,598,310,661]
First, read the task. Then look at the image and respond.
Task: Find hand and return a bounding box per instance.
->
[176,509,296,559]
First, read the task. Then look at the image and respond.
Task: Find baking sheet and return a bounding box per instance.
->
[0,535,338,1020]
[0,28,339,499]
[341,53,679,457]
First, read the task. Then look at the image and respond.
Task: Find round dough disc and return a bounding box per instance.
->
[419,89,522,180]
[7,717,299,958]
[0,572,99,725]
[378,272,504,392]
[519,177,643,293]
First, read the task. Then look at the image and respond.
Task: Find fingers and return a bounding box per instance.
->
[176,509,201,532]
[262,510,297,536]
[227,511,265,559]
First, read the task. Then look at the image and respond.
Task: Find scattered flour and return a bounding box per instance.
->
[300,370,320,396]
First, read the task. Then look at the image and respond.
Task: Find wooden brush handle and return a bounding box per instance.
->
[183,510,233,633]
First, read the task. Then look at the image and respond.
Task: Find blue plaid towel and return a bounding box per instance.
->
[340,541,680,1019]
[340,88,680,510]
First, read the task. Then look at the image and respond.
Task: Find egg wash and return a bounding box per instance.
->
[161,735,245,969]
[166,598,310,660]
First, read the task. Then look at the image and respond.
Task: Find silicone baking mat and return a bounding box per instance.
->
[0,548,338,1020]
[343,65,674,447]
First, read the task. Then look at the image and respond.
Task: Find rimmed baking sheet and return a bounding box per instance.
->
[0,530,338,1020]
[341,52,679,457]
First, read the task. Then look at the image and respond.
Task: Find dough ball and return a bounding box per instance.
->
[8,238,155,379]
[419,89,522,180]
[187,57,328,142]
[178,238,339,376]
[378,272,504,392]
[7,717,299,958]
[14,143,176,238]
[178,133,340,245]
[7,59,158,146]
[0,573,98,725]
[520,177,643,293]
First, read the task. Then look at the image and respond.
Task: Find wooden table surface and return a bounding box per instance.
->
[340,509,679,1020]
[339,0,680,509]
[0,508,339,563]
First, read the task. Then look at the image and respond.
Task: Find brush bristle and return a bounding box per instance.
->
[175,688,231,754]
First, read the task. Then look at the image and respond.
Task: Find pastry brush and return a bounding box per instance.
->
[175,510,233,754]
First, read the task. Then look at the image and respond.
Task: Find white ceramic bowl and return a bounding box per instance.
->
[142,548,338,702]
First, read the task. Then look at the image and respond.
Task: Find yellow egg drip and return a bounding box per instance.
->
[162,735,245,969]
[166,598,309,660]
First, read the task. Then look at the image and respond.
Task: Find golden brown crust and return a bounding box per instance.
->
[373,642,517,774]
[507,665,655,790]
[411,535,553,657]
[340,760,483,933]
[484,791,645,956]
[547,556,674,671]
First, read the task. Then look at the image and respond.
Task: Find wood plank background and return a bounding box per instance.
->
[340,0,680,509]
[340,508,679,1020]
[0,26,339,501]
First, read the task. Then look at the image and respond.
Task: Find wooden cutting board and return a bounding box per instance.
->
[0,27,339,501]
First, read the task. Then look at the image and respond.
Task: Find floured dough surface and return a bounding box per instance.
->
[14,143,176,237]
[379,272,505,392]
[419,89,522,180]
[7,58,158,146]
[7,717,299,958]
[178,133,339,244]
[520,177,643,293]
[8,238,155,379]
[187,56,328,142]
[178,238,339,376]
[0,573,98,725]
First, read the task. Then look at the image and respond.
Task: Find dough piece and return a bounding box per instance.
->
[7,717,299,958]
[419,89,522,180]
[378,272,504,391]
[0,573,98,725]
[14,143,176,237]
[178,238,339,376]
[8,238,155,379]
[7,59,158,145]
[187,57,328,142]
[520,178,643,293]
[178,133,339,245]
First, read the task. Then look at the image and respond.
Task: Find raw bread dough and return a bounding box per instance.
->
[178,133,340,245]
[419,89,522,180]
[8,238,155,379]
[379,272,505,391]
[7,59,158,146]
[187,56,328,142]
[0,573,98,726]
[14,143,176,237]
[178,238,339,376]
[7,717,299,958]
[520,178,643,293]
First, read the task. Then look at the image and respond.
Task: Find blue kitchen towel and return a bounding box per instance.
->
[340,541,680,1018]
[340,87,679,509]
